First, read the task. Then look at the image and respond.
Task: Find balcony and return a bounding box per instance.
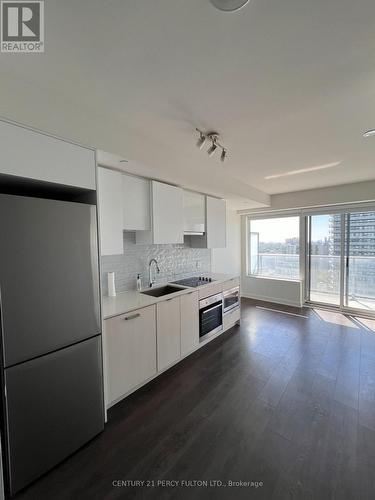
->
[253,253,375,311]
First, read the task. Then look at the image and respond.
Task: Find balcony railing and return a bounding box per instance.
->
[253,253,375,299]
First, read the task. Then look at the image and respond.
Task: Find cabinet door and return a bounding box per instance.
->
[207,197,226,248]
[98,167,124,255]
[0,120,95,189]
[157,297,181,371]
[105,305,157,405]
[183,190,205,234]
[122,174,151,231]
[152,181,183,244]
[180,291,199,356]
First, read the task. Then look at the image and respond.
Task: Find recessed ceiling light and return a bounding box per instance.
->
[363,129,375,138]
[265,161,342,180]
[210,0,250,12]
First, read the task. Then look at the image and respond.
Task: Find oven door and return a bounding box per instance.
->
[199,299,223,340]
[223,286,240,313]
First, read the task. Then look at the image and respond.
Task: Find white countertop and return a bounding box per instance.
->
[102,273,239,320]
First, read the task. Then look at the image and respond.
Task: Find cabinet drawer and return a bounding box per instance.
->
[223,307,240,331]
[222,277,240,291]
[198,283,223,300]
[105,305,156,405]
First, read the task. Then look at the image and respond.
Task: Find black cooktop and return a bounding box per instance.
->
[171,276,216,288]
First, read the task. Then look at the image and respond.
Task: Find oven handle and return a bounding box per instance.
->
[201,302,222,314]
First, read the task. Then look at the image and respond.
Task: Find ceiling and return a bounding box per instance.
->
[1,0,375,208]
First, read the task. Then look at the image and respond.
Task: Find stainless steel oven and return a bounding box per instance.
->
[223,286,240,313]
[199,293,223,341]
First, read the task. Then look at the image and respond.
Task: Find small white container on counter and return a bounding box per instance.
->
[108,272,116,297]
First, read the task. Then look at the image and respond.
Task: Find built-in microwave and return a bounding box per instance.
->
[199,293,223,341]
[223,286,240,314]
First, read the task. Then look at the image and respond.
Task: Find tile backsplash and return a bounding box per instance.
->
[101,232,211,295]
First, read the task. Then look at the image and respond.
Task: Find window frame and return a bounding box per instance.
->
[246,214,302,282]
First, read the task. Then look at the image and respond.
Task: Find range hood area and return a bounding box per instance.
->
[183,190,206,235]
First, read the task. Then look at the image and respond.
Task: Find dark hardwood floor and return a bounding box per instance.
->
[15,299,375,499]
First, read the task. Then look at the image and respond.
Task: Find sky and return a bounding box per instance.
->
[250,215,329,242]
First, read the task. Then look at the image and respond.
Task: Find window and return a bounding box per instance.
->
[248,216,300,280]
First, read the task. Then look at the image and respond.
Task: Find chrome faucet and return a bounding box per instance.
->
[148,258,160,287]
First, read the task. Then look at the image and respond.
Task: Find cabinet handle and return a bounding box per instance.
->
[166,298,174,301]
[124,313,140,321]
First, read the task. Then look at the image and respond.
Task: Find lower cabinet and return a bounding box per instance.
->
[104,305,157,406]
[223,307,241,331]
[157,297,181,371]
[180,291,199,356]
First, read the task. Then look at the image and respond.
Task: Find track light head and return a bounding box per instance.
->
[195,129,228,161]
[207,140,218,156]
[196,132,206,149]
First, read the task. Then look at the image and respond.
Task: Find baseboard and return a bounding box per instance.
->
[241,292,302,308]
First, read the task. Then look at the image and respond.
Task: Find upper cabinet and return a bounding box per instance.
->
[206,196,226,248]
[97,168,124,256]
[183,191,205,235]
[187,196,226,249]
[0,120,95,189]
[122,174,150,231]
[137,181,184,245]
[97,166,226,252]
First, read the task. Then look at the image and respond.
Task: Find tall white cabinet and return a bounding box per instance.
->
[157,297,181,371]
[122,175,151,231]
[137,181,184,245]
[97,168,124,256]
[180,291,199,356]
[206,196,226,248]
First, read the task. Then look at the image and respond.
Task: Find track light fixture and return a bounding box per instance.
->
[195,129,228,162]
[196,131,206,149]
[207,137,218,156]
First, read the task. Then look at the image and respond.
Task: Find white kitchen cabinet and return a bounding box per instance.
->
[97,167,124,255]
[157,297,181,371]
[180,291,199,356]
[187,196,226,249]
[0,120,96,189]
[122,174,151,231]
[206,196,226,248]
[183,190,205,234]
[223,307,241,331]
[104,305,157,406]
[136,181,183,245]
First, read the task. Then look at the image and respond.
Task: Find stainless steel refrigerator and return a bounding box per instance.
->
[0,194,104,496]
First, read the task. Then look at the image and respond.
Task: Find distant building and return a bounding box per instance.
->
[331,213,375,256]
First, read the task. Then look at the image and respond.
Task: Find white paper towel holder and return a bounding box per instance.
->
[108,272,116,297]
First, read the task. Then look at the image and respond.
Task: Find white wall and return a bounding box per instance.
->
[211,209,241,276]
[240,216,303,307]
[238,179,375,216]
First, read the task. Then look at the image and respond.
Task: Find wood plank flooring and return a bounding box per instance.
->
[15,299,375,499]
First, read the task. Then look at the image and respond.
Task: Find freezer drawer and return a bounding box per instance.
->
[4,336,104,495]
[0,194,101,367]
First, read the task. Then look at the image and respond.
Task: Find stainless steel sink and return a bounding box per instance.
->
[141,285,185,298]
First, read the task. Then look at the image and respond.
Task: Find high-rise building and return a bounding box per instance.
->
[330,212,375,256]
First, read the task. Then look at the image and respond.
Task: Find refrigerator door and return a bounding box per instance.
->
[0,194,101,367]
[4,336,104,495]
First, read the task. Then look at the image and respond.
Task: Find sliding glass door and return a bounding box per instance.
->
[307,210,375,314]
[345,212,375,312]
[307,214,341,306]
